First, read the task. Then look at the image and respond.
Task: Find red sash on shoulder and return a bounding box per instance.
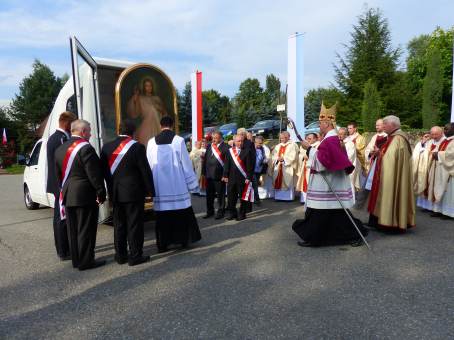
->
[59,139,89,220]
[230,147,254,202]
[367,135,394,214]
[274,144,288,189]
[438,138,451,151]
[211,143,225,167]
[108,137,137,175]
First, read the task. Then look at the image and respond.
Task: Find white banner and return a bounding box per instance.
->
[191,71,203,147]
[287,32,305,141]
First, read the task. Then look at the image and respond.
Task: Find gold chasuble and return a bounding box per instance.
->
[368,129,415,230]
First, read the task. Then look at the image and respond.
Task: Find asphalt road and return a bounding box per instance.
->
[0,174,453,339]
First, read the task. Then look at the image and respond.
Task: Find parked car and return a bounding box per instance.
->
[303,121,344,137]
[179,131,192,143]
[304,121,320,135]
[203,126,219,141]
[219,123,237,137]
[247,120,283,139]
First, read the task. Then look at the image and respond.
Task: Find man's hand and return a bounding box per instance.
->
[96,196,105,205]
[221,177,228,183]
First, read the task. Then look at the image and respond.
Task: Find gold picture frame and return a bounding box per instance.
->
[114,63,179,145]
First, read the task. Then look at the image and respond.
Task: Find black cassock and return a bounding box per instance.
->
[154,130,201,252]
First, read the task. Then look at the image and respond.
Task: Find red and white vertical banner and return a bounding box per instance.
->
[287,32,305,141]
[2,128,7,145]
[191,71,203,147]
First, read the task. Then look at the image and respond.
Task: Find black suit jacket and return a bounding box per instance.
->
[243,139,256,168]
[47,129,68,194]
[55,137,106,207]
[202,141,229,180]
[101,136,155,203]
[223,147,254,184]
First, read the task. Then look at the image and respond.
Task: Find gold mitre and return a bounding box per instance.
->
[319,101,337,124]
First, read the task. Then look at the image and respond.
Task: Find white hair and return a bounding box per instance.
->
[383,115,401,128]
[237,128,247,135]
[71,119,90,133]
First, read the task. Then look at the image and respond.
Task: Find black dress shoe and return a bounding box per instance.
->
[297,241,313,247]
[115,256,128,265]
[226,215,237,220]
[59,254,71,261]
[128,256,150,266]
[430,212,443,217]
[78,260,106,271]
[236,215,246,221]
[203,212,214,219]
[350,239,364,247]
[215,213,224,220]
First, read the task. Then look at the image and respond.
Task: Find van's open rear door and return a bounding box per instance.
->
[69,36,109,223]
[69,36,103,153]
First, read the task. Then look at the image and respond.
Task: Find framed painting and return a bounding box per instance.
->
[115,63,178,145]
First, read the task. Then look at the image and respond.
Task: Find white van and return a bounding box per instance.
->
[23,37,178,222]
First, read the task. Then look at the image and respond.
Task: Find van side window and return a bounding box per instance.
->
[66,95,77,116]
[29,142,42,166]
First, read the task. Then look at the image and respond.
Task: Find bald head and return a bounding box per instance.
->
[430,126,444,142]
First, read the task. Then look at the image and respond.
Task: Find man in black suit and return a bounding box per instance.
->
[202,131,229,220]
[101,122,155,266]
[222,134,254,221]
[237,128,256,213]
[46,111,76,261]
[55,119,106,270]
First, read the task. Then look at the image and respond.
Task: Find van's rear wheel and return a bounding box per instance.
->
[24,185,39,210]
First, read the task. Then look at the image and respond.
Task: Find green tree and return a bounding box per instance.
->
[232,78,263,127]
[361,79,383,131]
[334,7,400,123]
[178,82,192,132]
[421,49,444,128]
[261,74,282,120]
[406,27,453,124]
[202,89,231,126]
[10,60,64,152]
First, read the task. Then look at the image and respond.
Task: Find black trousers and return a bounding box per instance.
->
[52,192,70,257]
[113,200,144,260]
[227,180,248,217]
[66,205,99,268]
[252,173,261,202]
[206,178,226,214]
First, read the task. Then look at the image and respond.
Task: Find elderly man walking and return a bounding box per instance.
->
[367,115,415,231]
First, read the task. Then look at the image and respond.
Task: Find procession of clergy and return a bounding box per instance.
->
[47,102,454,270]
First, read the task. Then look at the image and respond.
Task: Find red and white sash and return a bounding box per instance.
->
[211,143,225,167]
[230,147,254,202]
[108,137,137,175]
[59,139,89,220]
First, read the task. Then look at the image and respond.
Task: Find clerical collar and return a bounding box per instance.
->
[433,136,446,145]
[119,135,131,138]
[325,129,338,139]
[57,128,70,139]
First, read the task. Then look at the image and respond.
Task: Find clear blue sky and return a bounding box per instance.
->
[0,0,453,107]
